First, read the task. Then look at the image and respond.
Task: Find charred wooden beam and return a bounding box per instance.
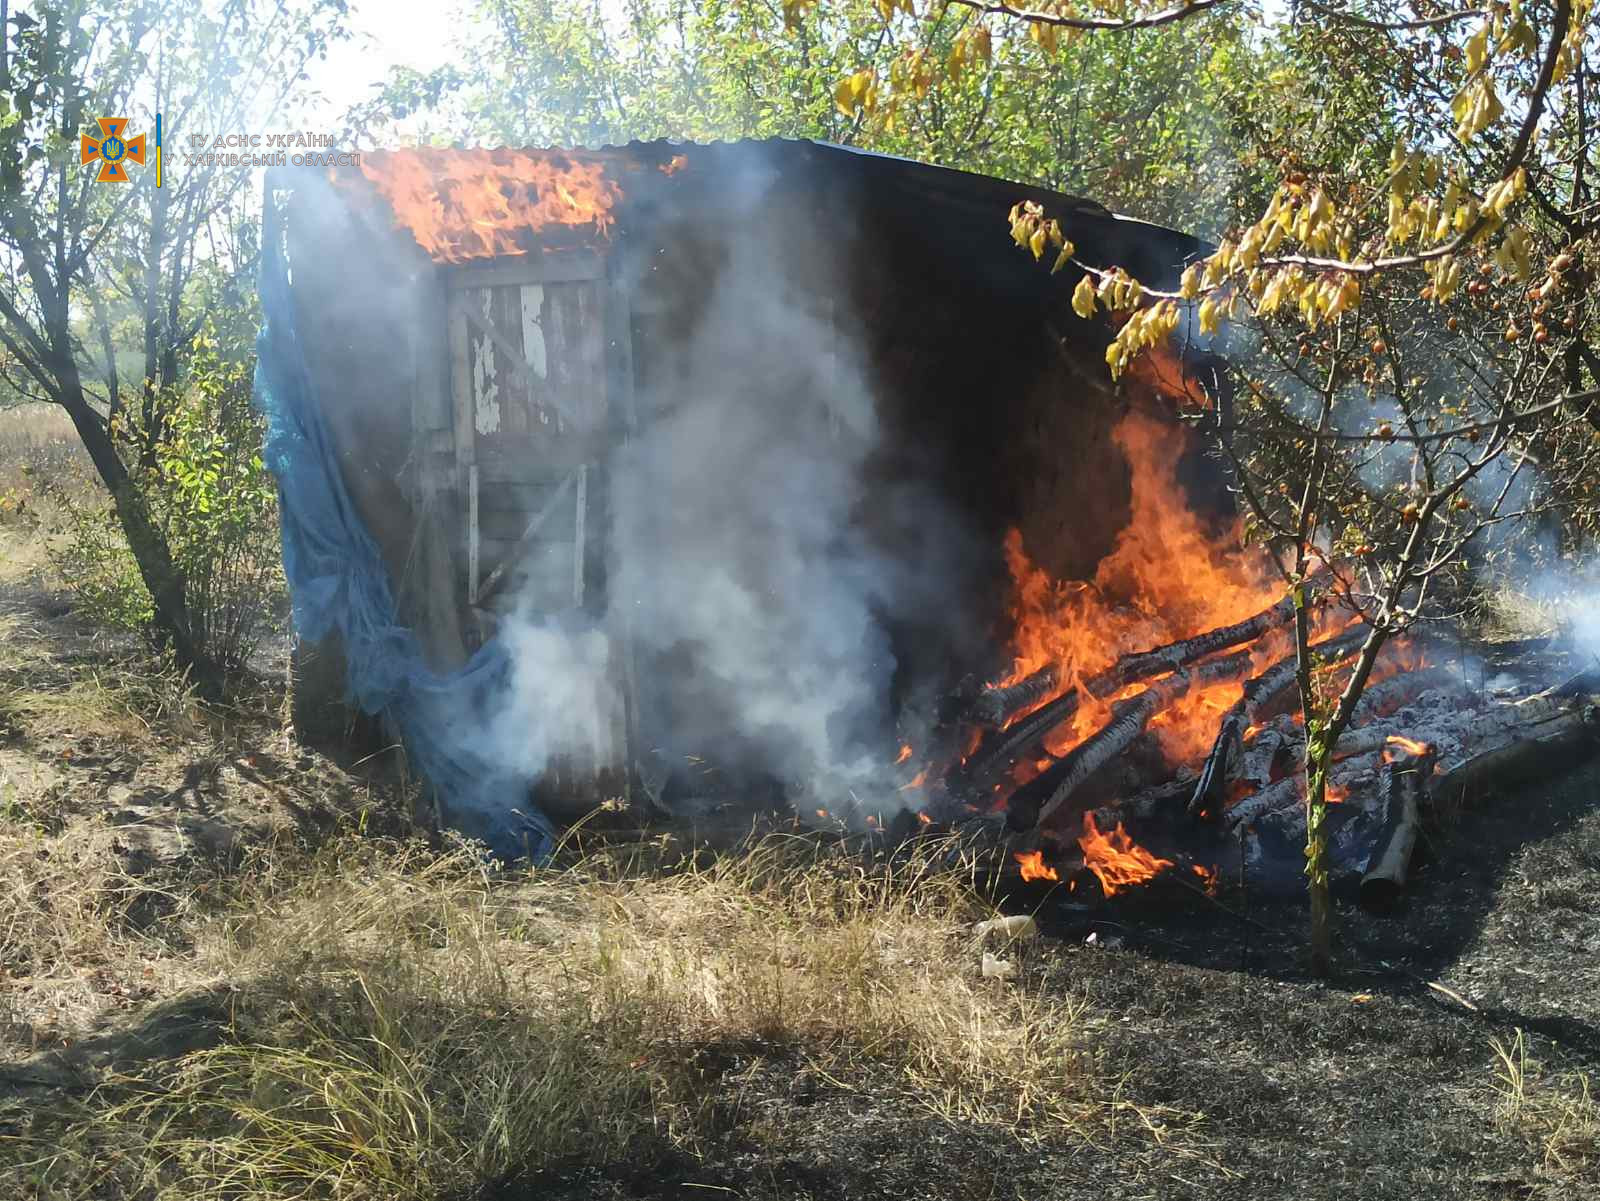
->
[1188,706,1244,819]
[971,664,1060,727]
[971,586,1320,731]
[962,685,1083,794]
[1553,664,1600,698]
[1220,749,1388,832]
[1187,630,1362,820]
[1241,626,1367,724]
[1430,699,1598,809]
[1032,649,1253,830]
[1359,747,1435,908]
[1084,592,1302,701]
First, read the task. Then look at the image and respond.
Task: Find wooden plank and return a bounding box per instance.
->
[477,481,567,512]
[493,284,527,435]
[468,287,503,435]
[477,502,579,541]
[478,541,573,602]
[467,463,480,605]
[447,292,475,491]
[475,438,607,479]
[573,465,587,606]
[441,249,605,290]
[414,278,451,433]
[461,300,577,430]
[603,264,637,807]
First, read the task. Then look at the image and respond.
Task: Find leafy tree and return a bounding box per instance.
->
[353,0,1267,234]
[0,0,349,693]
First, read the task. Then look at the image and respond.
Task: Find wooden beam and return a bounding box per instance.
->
[447,292,476,492]
[573,465,587,606]
[467,463,480,605]
[441,249,605,290]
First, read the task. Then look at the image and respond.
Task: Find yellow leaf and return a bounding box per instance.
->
[1072,274,1097,319]
[972,24,992,64]
[1051,240,1075,275]
[1464,24,1490,73]
[1179,263,1201,300]
[834,77,856,117]
[1029,227,1047,260]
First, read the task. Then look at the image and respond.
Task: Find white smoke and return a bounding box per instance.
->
[604,229,929,820]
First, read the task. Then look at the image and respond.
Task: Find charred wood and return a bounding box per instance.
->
[1188,706,1244,819]
[1349,667,1467,724]
[963,686,1084,794]
[1553,665,1600,698]
[1359,748,1434,908]
[1234,720,1295,791]
[1032,649,1252,830]
[1242,627,1367,724]
[1430,700,1598,809]
[1221,749,1386,832]
[972,587,1318,731]
[1085,593,1302,701]
[971,665,1061,727]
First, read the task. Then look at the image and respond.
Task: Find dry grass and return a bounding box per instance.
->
[0,406,95,593]
[1490,1028,1600,1182]
[0,405,91,520]
[0,830,1106,1200]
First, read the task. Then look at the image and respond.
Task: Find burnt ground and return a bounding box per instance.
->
[1,550,1596,1200]
[509,755,1600,1201]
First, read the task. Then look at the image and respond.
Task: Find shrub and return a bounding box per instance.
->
[41,322,284,684]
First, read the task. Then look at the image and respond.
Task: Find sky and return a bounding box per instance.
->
[301,0,475,129]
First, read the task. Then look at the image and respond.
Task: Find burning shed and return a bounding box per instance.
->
[253,139,1267,856]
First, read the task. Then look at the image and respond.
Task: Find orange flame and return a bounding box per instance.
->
[1325,780,1348,804]
[1384,734,1431,761]
[898,769,928,792]
[896,743,913,765]
[917,811,933,826]
[1014,850,1060,882]
[993,412,1282,768]
[346,148,622,262]
[1077,812,1174,896]
[660,153,689,175]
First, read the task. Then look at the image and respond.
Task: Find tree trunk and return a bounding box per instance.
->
[55,366,221,698]
[1292,582,1334,978]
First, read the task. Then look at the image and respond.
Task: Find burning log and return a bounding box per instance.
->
[1187,709,1243,819]
[971,665,1061,727]
[969,593,1327,793]
[1188,630,1364,819]
[1240,627,1367,723]
[1234,719,1295,790]
[971,588,1318,731]
[1430,695,1599,809]
[1032,649,1252,830]
[961,686,1084,792]
[1359,743,1436,908]
[1221,749,1386,832]
[1083,591,1302,701]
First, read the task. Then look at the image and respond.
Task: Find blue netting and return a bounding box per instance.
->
[252,227,554,861]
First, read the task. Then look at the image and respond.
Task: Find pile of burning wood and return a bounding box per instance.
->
[915,584,1599,906]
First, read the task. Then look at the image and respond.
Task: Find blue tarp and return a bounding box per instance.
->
[252,228,554,860]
